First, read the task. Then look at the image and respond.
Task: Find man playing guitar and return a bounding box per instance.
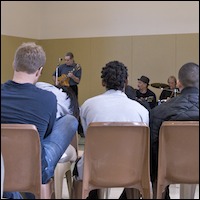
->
[52,52,82,98]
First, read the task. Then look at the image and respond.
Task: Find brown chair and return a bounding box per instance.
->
[80,122,151,199]
[156,121,199,199]
[1,153,5,199]
[1,124,55,199]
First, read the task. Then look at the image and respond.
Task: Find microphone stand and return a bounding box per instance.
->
[173,88,179,97]
[55,58,62,86]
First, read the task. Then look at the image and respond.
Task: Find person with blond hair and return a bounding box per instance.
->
[1,42,78,199]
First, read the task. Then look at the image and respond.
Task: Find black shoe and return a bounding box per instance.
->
[86,189,99,199]
[119,189,127,199]
[164,186,170,199]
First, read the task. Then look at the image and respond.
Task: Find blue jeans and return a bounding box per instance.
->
[42,114,78,184]
[3,114,78,199]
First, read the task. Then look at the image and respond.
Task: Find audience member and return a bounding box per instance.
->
[150,62,199,198]
[136,75,157,109]
[1,42,78,199]
[159,75,179,101]
[73,60,149,198]
[36,82,79,162]
[36,82,80,119]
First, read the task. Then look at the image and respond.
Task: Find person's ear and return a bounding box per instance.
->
[125,79,128,87]
[36,67,43,77]
[176,79,183,90]
[102,80,106,87]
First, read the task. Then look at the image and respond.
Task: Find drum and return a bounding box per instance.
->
[158,99,167,105]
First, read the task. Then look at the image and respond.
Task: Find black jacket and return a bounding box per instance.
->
[149,87,199,182]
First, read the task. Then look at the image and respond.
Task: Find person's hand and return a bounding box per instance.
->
[67,72,73,77]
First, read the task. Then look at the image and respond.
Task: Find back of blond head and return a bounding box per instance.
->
[13,42,46,74]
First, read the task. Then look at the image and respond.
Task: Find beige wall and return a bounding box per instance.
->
[1,1,41,39]
[1,33,199,105]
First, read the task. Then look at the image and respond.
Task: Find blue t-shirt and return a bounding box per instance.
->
[53,63,82,86]
[1,80,57,180]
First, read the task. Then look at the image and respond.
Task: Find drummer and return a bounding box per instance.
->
[159,75,179,101]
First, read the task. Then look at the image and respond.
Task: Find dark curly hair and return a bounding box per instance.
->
[101,61,128,91]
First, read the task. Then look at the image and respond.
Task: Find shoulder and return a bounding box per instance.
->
[81,94,104,109]
[59,63,67,69]
[36,82,65,98]
[35,85,57,102]
[148,89,156,95]
[83,94,102,104]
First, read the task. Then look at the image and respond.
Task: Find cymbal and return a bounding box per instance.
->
[151,83,169,89]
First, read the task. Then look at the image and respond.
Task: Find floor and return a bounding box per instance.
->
[62,181,199,199]
[61,136,199,199]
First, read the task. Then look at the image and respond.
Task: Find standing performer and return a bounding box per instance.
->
[52,52,82,98]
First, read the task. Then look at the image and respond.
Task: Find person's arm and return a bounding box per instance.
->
[44,94,57,138]
[67,73,80,83]
[68,66,82,84]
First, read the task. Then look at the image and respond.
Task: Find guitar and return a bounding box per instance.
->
[57,64,80,87]
[137,96,154,103]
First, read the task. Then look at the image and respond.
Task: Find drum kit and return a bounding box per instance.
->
[150,83,169,89]
[150,82,180,105]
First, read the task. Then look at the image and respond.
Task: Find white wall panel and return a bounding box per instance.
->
[1,1,199,39]
[1,1,41,39]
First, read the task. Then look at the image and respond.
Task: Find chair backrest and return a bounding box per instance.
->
[82,122,151,199]
[1,153,5,199]
[1,124,54,199]
[156,121,199,199]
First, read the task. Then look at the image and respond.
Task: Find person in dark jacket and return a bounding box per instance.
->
[150,62,199,198]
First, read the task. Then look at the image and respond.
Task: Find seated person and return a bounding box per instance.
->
[136,75,157,109]
[1,42,78,199]
[159,75,179,101]
[36,82,79,119]
[150,62,199,199]
[36,81,80,163]
[73,60,149,198]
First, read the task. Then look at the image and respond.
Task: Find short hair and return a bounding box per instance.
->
[178,62,199,89]
[13,42,46,74]
[101,61,128,91]
[65,52,74,59]
[167,75,177,85]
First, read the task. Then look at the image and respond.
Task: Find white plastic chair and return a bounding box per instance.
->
[54,133,78,199]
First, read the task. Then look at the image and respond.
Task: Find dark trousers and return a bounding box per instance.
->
[70,85,78,98]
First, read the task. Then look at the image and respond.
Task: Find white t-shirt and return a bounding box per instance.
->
[76,89,149,180]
